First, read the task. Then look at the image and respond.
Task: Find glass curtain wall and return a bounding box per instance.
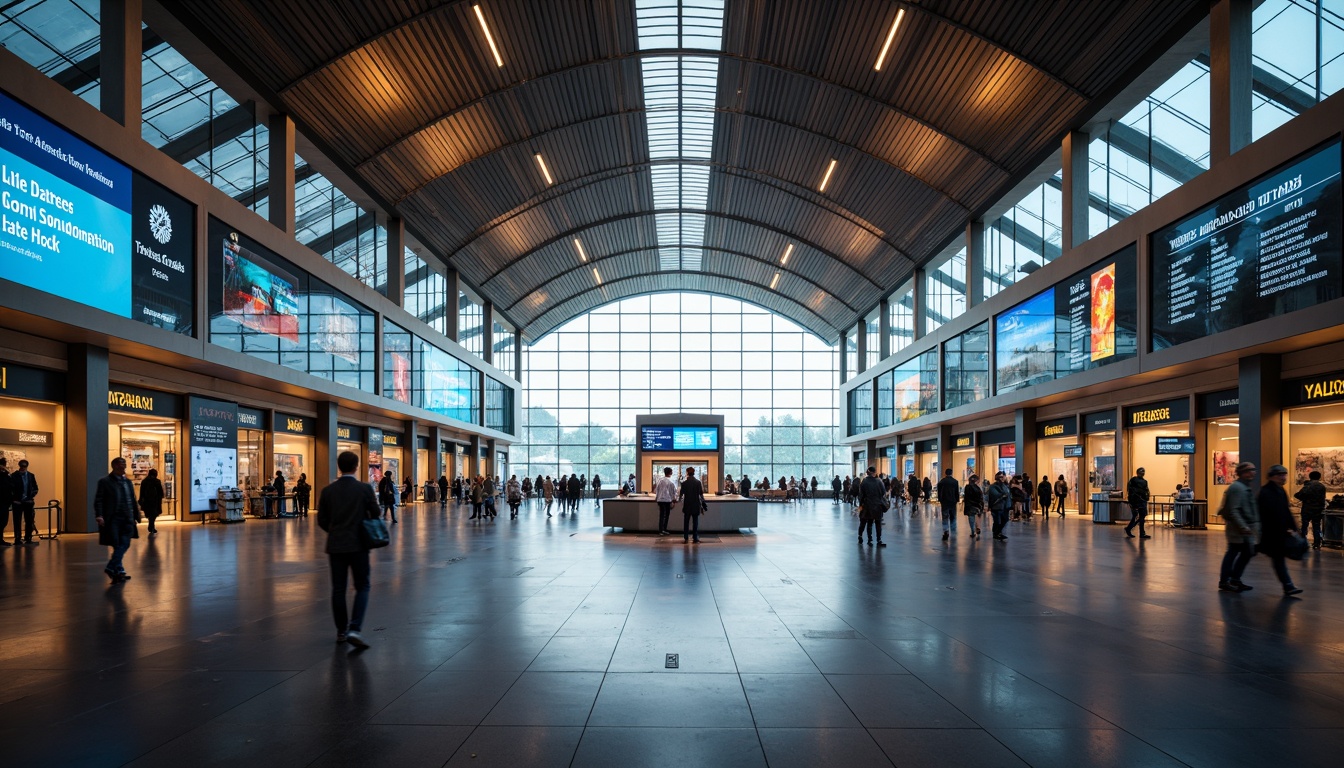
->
[294,152,385,294]
[888,283,914,357]
[516,293,843,484]
[1252,1,1344,140]
[982,173,1063,301]
[492,321,516,378]
[864,311,879,369]
[925,248,967,334]
[459,293,484,358]
[843,329,857,379]
[0,0,102,108]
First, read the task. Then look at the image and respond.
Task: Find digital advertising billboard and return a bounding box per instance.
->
[221,237,300,342]
[640,426,719,451]
[995,288,1057,394]
[1,89,194,333]
[1152,140,1342,349]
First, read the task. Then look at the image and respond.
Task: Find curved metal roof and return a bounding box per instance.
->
[167,0,1205,343]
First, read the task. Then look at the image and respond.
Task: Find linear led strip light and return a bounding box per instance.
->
[573,238,588,262]
[592,267,603,285]
[819,158,838,193]
[534,153,554,185]
[770,272,781,290]
[781,243,793,265]
[875,7,906,71]
[473,4,504,67]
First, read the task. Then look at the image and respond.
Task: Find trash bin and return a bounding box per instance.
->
[1324,511,1344,548]
[1091,492,1131,523]
[424,483,438,503]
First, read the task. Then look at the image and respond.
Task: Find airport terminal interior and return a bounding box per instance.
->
[2,0,1344,766]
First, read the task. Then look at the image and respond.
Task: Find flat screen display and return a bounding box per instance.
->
[1152,140,1343,349]
[996,288,1056,394]
[641,426,719,451]
[1155,436,1196,455]
[1,89,194,333]
[222,238,300,342]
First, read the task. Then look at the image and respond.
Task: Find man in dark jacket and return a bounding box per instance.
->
[1022,474,1035,519]
[740,473,750,499]
[94,457,140,582]
[936,468,960,542]
[0,457,12,547]
[567,473,583,513]
[318,451,382,648]
[1258,464,1303,596]
[987,471,1013,541]
[831,475,842,503]
[678,467,706,543]
[907,475,921,511]
[1294,470,1327,549]
[857,467,888,546]
[10,459,39,546]
[1124,467,1151,539]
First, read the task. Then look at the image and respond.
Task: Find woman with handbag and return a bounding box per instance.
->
[469,476,484,520]
[963,473,984,539]
[1256,464,1304,596]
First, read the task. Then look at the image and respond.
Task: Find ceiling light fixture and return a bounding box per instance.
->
[593,267,602,285]
[781,243,794,265]
[534,153,554,185]
[770,272,781,290]
[473,4,504,68]
[573,238,588,262]
[819,158,838,192]
[875,8,906,71]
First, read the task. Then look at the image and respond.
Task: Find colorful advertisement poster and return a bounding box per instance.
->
[995,288,1056,394]
[222,239,300,342]
[1090,263,1116,361]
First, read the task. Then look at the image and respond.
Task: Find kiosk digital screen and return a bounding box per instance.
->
[0,89,194,333]
[1152,140,1343,349]
[1155,436,1196,455]
[641,426,718,451]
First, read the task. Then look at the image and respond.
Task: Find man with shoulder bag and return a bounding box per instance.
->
[857,466,888,547]
[1294,470,1327,550]
[318,451,384,648]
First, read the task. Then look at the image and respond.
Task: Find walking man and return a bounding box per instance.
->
[654,466,677,535]
[987,471,1012,541]
[1294,470,1327,549]
[679,466,706,543]
[857,466,888,546]
[1218,462,1260,592]
[317,451,381,649]
[936,468,960,542]
[94,457,140,582]
[10,459,39,546]
[1124,467,1151,539]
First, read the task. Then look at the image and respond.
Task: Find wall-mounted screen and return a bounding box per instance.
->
[1155,436,1196,455]
[1,89,194,334]
[1152,140,1342,349]
[222,239,299,342]
[640,426,719,451]
[995,246,1138,395]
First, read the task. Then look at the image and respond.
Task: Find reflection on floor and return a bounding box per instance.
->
[1,498,1342,767]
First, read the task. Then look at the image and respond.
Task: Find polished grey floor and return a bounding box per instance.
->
[1,497,1342,767]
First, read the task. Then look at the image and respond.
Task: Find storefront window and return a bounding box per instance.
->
[1208,417,1240,524]
[109,413,181,521]
[1285,402,1344,514]
[0,398,64,531]
[1086,433,1117,492]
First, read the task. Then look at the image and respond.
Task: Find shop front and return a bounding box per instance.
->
[1283,372,1344,525]
[951,433,975,483]
[977,426,1016,478]
[897,443,914,479]
[417,435,431,488]
[1199,389,1240,522]
[1082,410,1119,496]
[108,384,182,521]
[1124,398,1193,509]
[273,412,315,509]
[0,363,65,530]
[1036,417,1080,511]
[914,438,939,484]
[337,424,364,473]
[236,407,266,500]
[381,431,403,487]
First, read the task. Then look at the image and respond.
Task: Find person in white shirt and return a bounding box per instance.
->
[653,467,678,535]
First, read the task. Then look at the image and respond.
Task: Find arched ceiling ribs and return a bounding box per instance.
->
[500,244,861,315]
[892,3,1087,100]
[526,273,837,342]
[450,165,913,268]
[472,209,891,291]
[358,52,1013,176]
[384,110,975,213]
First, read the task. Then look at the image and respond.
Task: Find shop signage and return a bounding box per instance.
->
[978,426,1016,445]
[1036,417,1077,439]
[1155,436,1196,455]
[337,423,364,442]
[0,428,52,445]
[1063,445,1084,458]
[237,407,265,429]
[1284,371,1344,407]
[952,433,974,449]
[1125,398,1190,428]
[1000,444,1017,458]
[1082,410,1117,433]
[901,443,914,455]
[1198,389,1239,419]
[272,412,314,436]
[382,432,402,447]
[188,396,238,513]
[915,439,938,453]
[0,363,63,402]
[107,384,181,418]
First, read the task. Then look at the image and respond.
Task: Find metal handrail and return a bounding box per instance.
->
[37,499,62,540]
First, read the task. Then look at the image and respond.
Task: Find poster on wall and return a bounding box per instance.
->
[1213,450,1239,485]
[1152,140,1343,349]
[995,289,1056,394]
[0,90,194,332]
[367,428,384,484]
[222,237,300,342]
[189,396,238,512]
[1092,455,1117,491]
[1294,447,1344,492]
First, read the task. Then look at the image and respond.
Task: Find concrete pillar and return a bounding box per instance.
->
[314,401,339,491]
[855,320,867,374]
[404,419,419,492]
[446,271,461,343]
[482,302,495,365]
[66,344,110,533]
[1014,407,1037,485]
[839,334,848,385]
[486,438,497,478]
[965,221,985,308]
[912,269,927,341]
[1210,0,1253,164]
[865,439,878,472]
[469,434,482,479]
[938,423,953,486]
[1062,130,1090,250]
[430,426,443,482]
[99,0,142,128]
[878,299,891,360]
[268,113,296,235]
[514,330,524,384]
[1238,354,1282,494]
[386,218,406,306]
